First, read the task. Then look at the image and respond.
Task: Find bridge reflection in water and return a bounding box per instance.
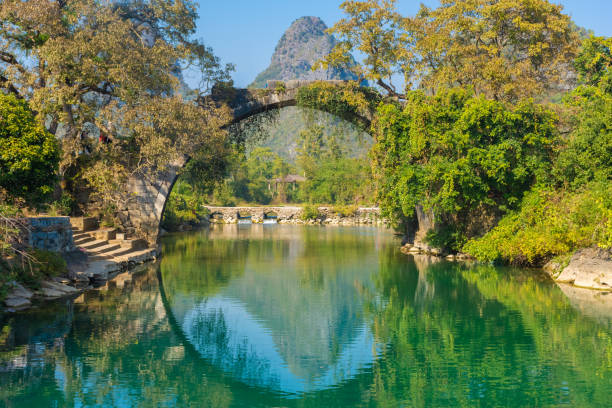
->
[160,225,387,394]
[2,225,612,406]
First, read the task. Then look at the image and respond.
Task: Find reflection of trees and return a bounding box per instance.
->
[362,252,612,407]
[2,228,609,407]
[0,266,236,407]
[164,226,385,387]
[161,231,249,303]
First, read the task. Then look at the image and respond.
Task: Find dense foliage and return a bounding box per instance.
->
[465,38,612,264]
[321,0,579,102]
[463,183,612,265]
[0,93,59,205]
[161,180,210,232]
[372,88,557,250]
[0,0,233,216]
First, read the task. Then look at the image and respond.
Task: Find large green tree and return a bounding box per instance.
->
[321,0,578,102]
[464,37,612,264]
[0,93,59,205]
[0,0,233,210]
[372,88,558,250]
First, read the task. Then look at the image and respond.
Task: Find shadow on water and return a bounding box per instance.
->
[0,225,610,407]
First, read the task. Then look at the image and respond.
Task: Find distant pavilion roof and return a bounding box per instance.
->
[272,174,306,183]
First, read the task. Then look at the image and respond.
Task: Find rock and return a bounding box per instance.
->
[543,260,564,278]
[52,276,72,285]
[428,248,442,256]
[556,247,612,290]
[4,296,31,309]
[455,253,474,261]
[8,282,34,299]
[446,255,456,261]
[82,260,122,281]
[41,280,79,294]
[39,287,65,298]
[73,272,90,283]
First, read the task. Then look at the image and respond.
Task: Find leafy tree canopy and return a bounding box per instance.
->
[0,0,233,211]
[372,88,558,250]
[0,93,59,205]
[574,36,612,93]
[321,0,579,102]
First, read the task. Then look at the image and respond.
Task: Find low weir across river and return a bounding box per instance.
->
[204,206,382,224]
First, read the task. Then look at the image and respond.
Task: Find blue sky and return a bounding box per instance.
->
[193,0,612,88]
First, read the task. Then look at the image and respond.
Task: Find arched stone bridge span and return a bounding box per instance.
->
[121,80,376,243]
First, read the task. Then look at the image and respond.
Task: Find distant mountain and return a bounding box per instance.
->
[242,17,370,167]
[250,16,358,88]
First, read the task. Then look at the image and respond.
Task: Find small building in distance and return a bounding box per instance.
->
[269,174,306,194]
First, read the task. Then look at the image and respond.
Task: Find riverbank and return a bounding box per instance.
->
[400,240,612,292]
[2,248,159,313]
[2,217,160,313]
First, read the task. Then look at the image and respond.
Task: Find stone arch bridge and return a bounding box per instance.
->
[120,80,376,244]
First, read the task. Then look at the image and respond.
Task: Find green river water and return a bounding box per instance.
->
[0,225,611,407]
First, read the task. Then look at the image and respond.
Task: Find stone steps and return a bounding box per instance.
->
[88,247,135,260]
[69,223,158,273]
[74,236,95,246]
[77,239,108,250]
[88,242,122,253]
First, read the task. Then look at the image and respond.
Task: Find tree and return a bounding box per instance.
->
[322,0,578,102]
[315,0,414,99]
[574,36,611,94]
[0,93,59,206]
[412,0,578,101]
[0,0,233,211]
[372,88,558,250]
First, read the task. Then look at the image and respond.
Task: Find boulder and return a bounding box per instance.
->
[556,247,612,290]
[41,280,79,294]
[7,282,34,299]
[39,287,65,298]
[4,296,31,309]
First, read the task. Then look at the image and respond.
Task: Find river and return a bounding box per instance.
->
[0,225,610,407]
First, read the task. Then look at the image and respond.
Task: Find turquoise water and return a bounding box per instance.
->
[0,225,611,407]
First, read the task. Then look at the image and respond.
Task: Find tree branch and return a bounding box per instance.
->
[0,51,26,74]
[377,78,405,99]
[0,73,22,98]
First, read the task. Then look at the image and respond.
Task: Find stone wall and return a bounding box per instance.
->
[23,217,75,253]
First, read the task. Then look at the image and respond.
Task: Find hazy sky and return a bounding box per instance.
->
[192,0,612,88]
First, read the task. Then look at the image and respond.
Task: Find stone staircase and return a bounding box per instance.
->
[70,218,158,282]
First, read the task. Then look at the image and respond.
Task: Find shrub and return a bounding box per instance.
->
[1,249,68,292]
[463,182,612,266]
[332,205,358,218]
[300,204,320,221]
[0,93,59,206]
[46,194,76,216]
[30,249,67,277]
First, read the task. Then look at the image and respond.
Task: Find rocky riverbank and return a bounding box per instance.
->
[545,247,612,290]
[2,217,160,313]
[401,241,611,292]
[2,248,159,313]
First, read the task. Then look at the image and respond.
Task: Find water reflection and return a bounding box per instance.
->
[0,225,609,407]
[161,225,386,394]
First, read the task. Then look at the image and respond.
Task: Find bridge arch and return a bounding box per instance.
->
[122,80,379,244]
